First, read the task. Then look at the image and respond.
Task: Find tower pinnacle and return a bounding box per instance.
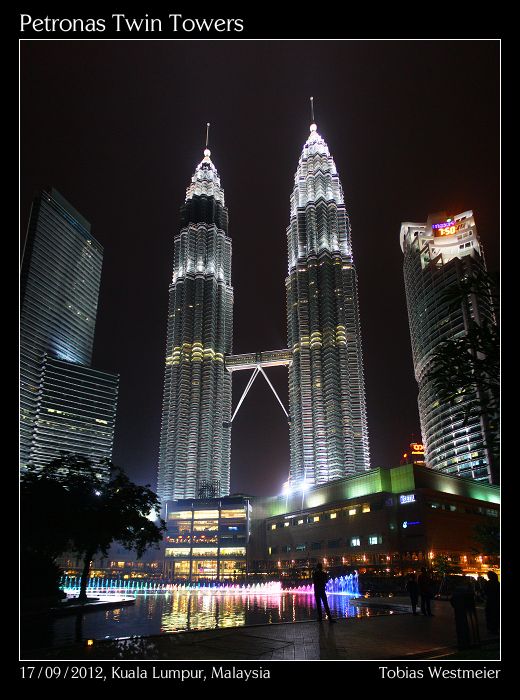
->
[204,122,211,158]
[310,96,317,132]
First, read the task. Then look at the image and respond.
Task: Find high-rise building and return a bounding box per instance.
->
[29,357,119,471]
[20,187,118,470]
[158,147,233,502]
[400,210,497,483]
[286,121,370,487]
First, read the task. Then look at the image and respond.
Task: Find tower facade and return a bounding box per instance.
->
[400,210,497,483]
[158,147,233,501]
[286,123,370,487]
[20,188,118,470]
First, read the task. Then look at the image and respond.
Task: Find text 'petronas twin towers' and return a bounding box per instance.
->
[158,117,370,503]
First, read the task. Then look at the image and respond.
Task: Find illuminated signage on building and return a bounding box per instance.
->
[402,520,421,528]
[400,494,416,505]
[410,443,424,454]
[432,220,466,237]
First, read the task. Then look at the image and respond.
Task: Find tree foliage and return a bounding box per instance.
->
[21,454,166,603]
[425,269,499,480]
[431,554,462,577]
[472,522,500,556]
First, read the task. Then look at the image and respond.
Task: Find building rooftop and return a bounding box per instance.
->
[257,463,499,518]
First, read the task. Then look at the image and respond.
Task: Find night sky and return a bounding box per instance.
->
[20,40,499,497]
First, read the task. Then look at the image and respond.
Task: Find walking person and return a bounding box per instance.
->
[313,562,336,623]
[484,570,500,634]
[406,573,419,615]
[475,575,486,603]
[418,566,434,616]
[450,578,479,650]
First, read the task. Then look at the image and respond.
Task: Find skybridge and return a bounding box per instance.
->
[224,349,292,422]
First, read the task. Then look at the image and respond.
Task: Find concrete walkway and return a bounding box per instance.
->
[26,598,499,661]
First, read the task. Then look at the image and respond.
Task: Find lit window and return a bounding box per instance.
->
[168,510,192,520]
[193,510,219,519]
[369,535,381,545]
[313,516,320,523]
[349,509,357,516]
[192,520,218,531]
[298,519,304,525]
[284,522,290,527]
[350,538,361,547]
[330,513,337,519]
[362,504,371,513]
[191,547,218,557]
[165,548,191,558]
[221,509,246,519]
[219,547,246,557]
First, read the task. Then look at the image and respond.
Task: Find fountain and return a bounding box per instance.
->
[59,573,360,597]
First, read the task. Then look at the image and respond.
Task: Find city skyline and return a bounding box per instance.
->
[20,40,499,496]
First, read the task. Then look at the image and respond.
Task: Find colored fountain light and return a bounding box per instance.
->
[59,572,360,597]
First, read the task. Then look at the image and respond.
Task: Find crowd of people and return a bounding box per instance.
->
[403,568,500,634]
[314,562,500,637]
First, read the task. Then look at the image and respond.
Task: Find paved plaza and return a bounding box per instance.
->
[25,598,499,661]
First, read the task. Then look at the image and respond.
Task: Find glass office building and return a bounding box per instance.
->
[400,211,497,483]
[162,496,250,581]
[286,122,370,488]
[20,188,118,470]
[29,356,119,471]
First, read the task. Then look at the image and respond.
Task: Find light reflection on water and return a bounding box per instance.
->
[45,592,387,649]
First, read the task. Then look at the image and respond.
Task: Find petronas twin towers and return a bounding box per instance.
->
[158,118,370,503]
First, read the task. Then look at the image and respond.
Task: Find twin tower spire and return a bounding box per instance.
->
[157,104,370,503]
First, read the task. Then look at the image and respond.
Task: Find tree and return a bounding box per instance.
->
[21,462,75,602]
[431,554,463,577]
[472,522,500,556]
[425,269,499,482]
[431,554,463,597]
[21,454,166,603]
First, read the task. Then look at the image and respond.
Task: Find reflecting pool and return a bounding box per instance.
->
[25,591,393,651]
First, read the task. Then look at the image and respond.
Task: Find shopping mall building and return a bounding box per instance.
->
[59,463,499,582]
[249,463,499,578]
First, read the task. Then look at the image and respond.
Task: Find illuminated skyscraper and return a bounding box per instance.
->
[158,145,233,501]
[400,211,497,483]
[286,121,370,487]
[20,188,118,470]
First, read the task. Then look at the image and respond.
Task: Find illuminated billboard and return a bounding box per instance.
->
[431,220,466,237]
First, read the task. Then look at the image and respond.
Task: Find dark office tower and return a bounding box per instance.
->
[158,146,233,502]
[286,122,370,488]
[400,211,497,483]
[20,188,118,470]
[29,358,119,471]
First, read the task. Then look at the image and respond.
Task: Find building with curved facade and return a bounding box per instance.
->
[400,211,497,483]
